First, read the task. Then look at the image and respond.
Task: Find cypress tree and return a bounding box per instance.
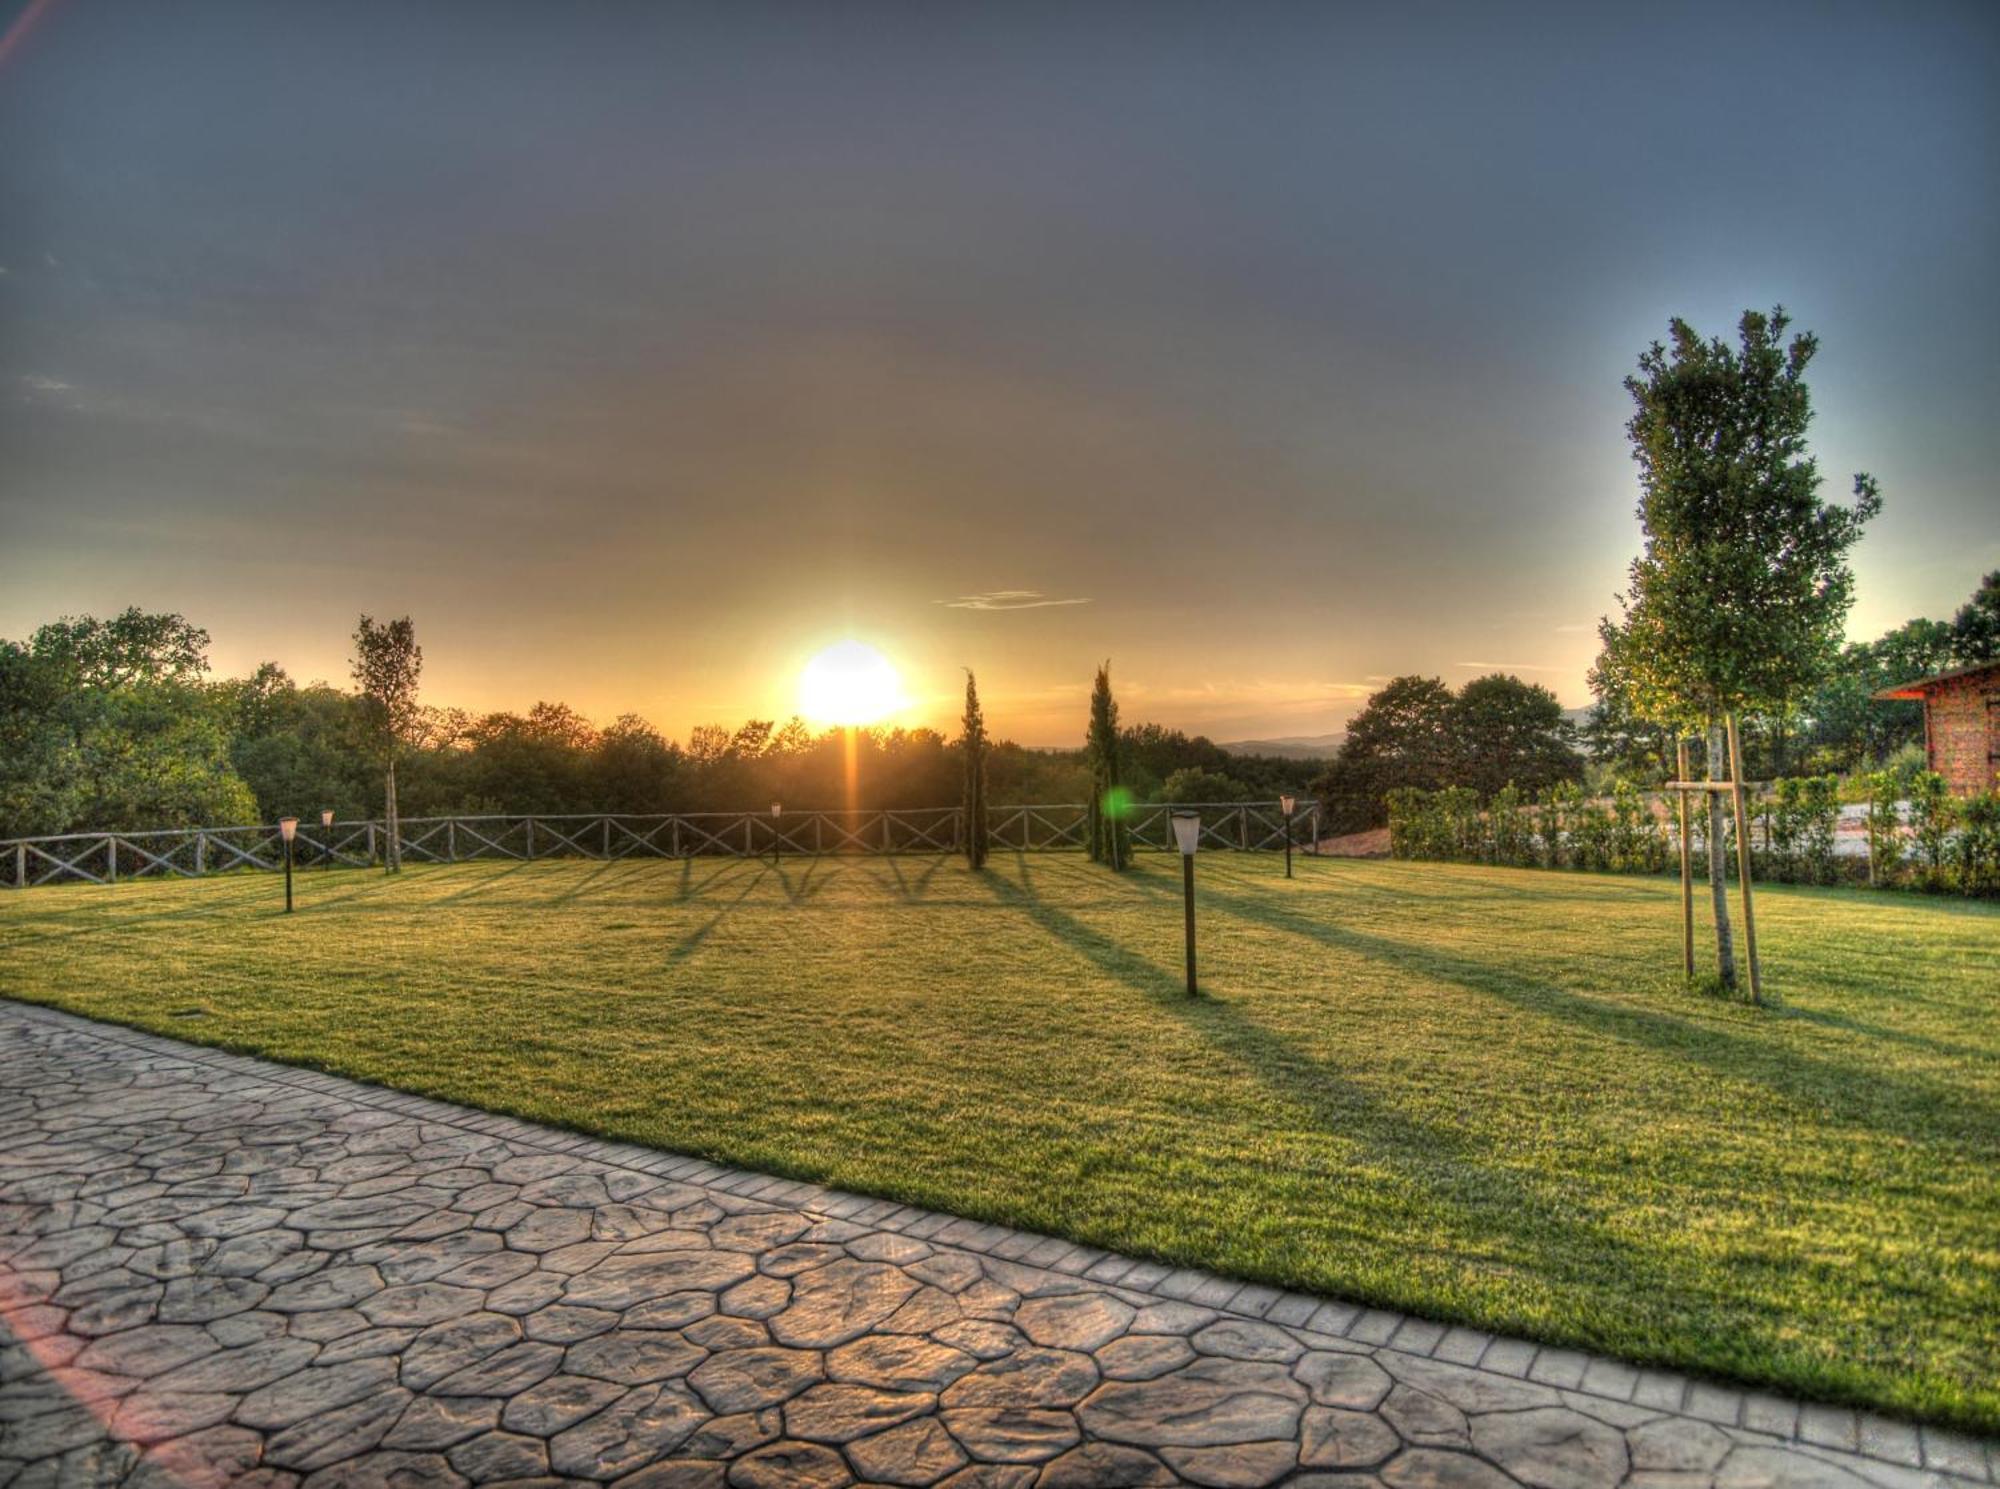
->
[961,669,989,869]
[1086,662,1127,870]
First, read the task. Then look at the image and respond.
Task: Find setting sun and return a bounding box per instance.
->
[798,640,904,726]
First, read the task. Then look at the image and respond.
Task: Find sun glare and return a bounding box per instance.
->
[798,641,904,727]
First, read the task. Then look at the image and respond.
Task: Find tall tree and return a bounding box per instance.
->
[1086,662,1127,869]
[1450,674,1584,799]
[1311,676,1456,833]
[961,670,989,869]
[352,615,423,872]
[1593,308,1879,987]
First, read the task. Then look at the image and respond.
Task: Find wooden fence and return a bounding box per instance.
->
[1,802,1321,889]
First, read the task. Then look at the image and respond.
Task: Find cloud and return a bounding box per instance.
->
[1455,660,1566,672]
[21,374,74,394]
[940,590,1092,611]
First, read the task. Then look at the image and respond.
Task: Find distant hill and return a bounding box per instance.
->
[1218,733,1345,760]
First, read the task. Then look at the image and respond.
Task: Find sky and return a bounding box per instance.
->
[3,0,1995,746]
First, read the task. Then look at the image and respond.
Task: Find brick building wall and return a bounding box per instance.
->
[1924,669,2000,796]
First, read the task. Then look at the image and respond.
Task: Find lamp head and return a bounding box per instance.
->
[770,802,782,817]
[278,816,298,842]
[1280,794,1296,815]
[321,809,334,827]
[1170,811,1202,857]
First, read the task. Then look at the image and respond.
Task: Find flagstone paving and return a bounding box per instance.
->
[1,1003,1993,1489]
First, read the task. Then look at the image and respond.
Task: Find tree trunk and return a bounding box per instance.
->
[1705,716,1736,987]
[385,756,401,874]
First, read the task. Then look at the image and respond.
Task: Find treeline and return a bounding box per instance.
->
[0,610,1314,839]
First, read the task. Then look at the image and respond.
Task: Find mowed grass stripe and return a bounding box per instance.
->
[2,853,1995,1431]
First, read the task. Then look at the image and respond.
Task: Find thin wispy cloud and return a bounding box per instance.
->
[1456,661,1565,672]
[940,590,1092,611]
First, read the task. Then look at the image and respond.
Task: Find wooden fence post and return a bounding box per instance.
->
[1238,810,1248,851]
[367,822,377,865]
[814,816,822,855]
[882,814,893,853]
[448,820,458,862]
[14,842,24,887]
[671,817,681,858]
[526,818,536,859]
[602,819,611,859]
[195,833,206,876]
[1725,714,1763,1004]
[107,837,117,884]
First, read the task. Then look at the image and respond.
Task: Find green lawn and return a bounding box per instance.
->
[3,852,1996,1432]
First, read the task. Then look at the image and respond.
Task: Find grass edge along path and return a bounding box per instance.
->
[2,852,1995,1433]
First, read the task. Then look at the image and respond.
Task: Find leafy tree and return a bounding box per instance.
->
[1592,308,1879,988]
[1085,662,1128,869]
[961,670,989,869]
[352,615,423,872]
[1450,674,1584,799]
[1311,676,1455,833]
[1162,767,1251,803]
[1950,570,2000,664]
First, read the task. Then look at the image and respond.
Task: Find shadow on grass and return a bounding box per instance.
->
[665,863,773,964]
[1194,880,1999,1142]
[979,864,1762,1353]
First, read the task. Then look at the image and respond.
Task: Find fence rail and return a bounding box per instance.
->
[1,802,1321,889]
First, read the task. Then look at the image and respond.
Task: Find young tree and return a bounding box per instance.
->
[352,615,423,872]
[961,670,989,869]
[1593,308,1880,988]
[1086,662,1127,869]
[1950,570,2000,664]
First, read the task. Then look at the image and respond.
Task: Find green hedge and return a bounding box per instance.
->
[1386,773,2000,897]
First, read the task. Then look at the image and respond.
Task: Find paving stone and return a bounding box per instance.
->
[382,1393,502,1451]
[675,1407,785,1460]
[940,1347,1100,1409]
[547,1382,708,1478]
[1035,1442,1177,1486]
[783,1381,934,1443]
[1301,1406,1401,1469]
[401,1313,525,1390]
[1380,1385,1472,1449]
[237,1358,402,1429]
[448,1428,551,1481]
[723,1439,854,1488]
[564,1330,706,1385]
[261,1385,414,1470]
[503,1373,630,1436]
[1380,1447,1522,1488]
[1469,1406,1629,1489]
[1012,1294,1135,1353]
[682,1315,768,1352]
[1096,1333,1195,1382]
[565,1251,757,1310]
[1159,1438,1299,1486]
[844,1415,968,1484]
[828,1333,977,1393]
[1191,1319,1305,1365]
[1078,1358,1305,1447]
[1628,1417,1734,1473]
[941,1406,1082,1464]
[1294,1352,1393,1410]
[1379,1351,1563,1413]
[768,1261,920,1349]
[930,1319,1023,1361]
[429,1340,565,1396]
[361,1282,487,1327]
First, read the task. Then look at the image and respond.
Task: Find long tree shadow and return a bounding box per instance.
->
[981,867,1783,1354]
[664,863,772,965]
[1194,881,2000,1144]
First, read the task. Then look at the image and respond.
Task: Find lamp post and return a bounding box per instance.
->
[320,809,334,871]
[1171,811,1201,996]
[278,817,298,913]
[1279,794,1296,879]
[770,802,782,867]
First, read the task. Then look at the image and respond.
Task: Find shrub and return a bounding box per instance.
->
[1953,791,2000,898]
[1864,767,1908,886]
[1909,772,1954,888]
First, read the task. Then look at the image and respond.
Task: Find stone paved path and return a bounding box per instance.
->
[2,1004,1993,1489]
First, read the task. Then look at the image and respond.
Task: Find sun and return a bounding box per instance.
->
[798,641,905,727]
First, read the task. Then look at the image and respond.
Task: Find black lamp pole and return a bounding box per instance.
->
[321,810,334,870]
[1182,853,1197,996]
[1171,811,1200,997]
[279,817,297,913]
